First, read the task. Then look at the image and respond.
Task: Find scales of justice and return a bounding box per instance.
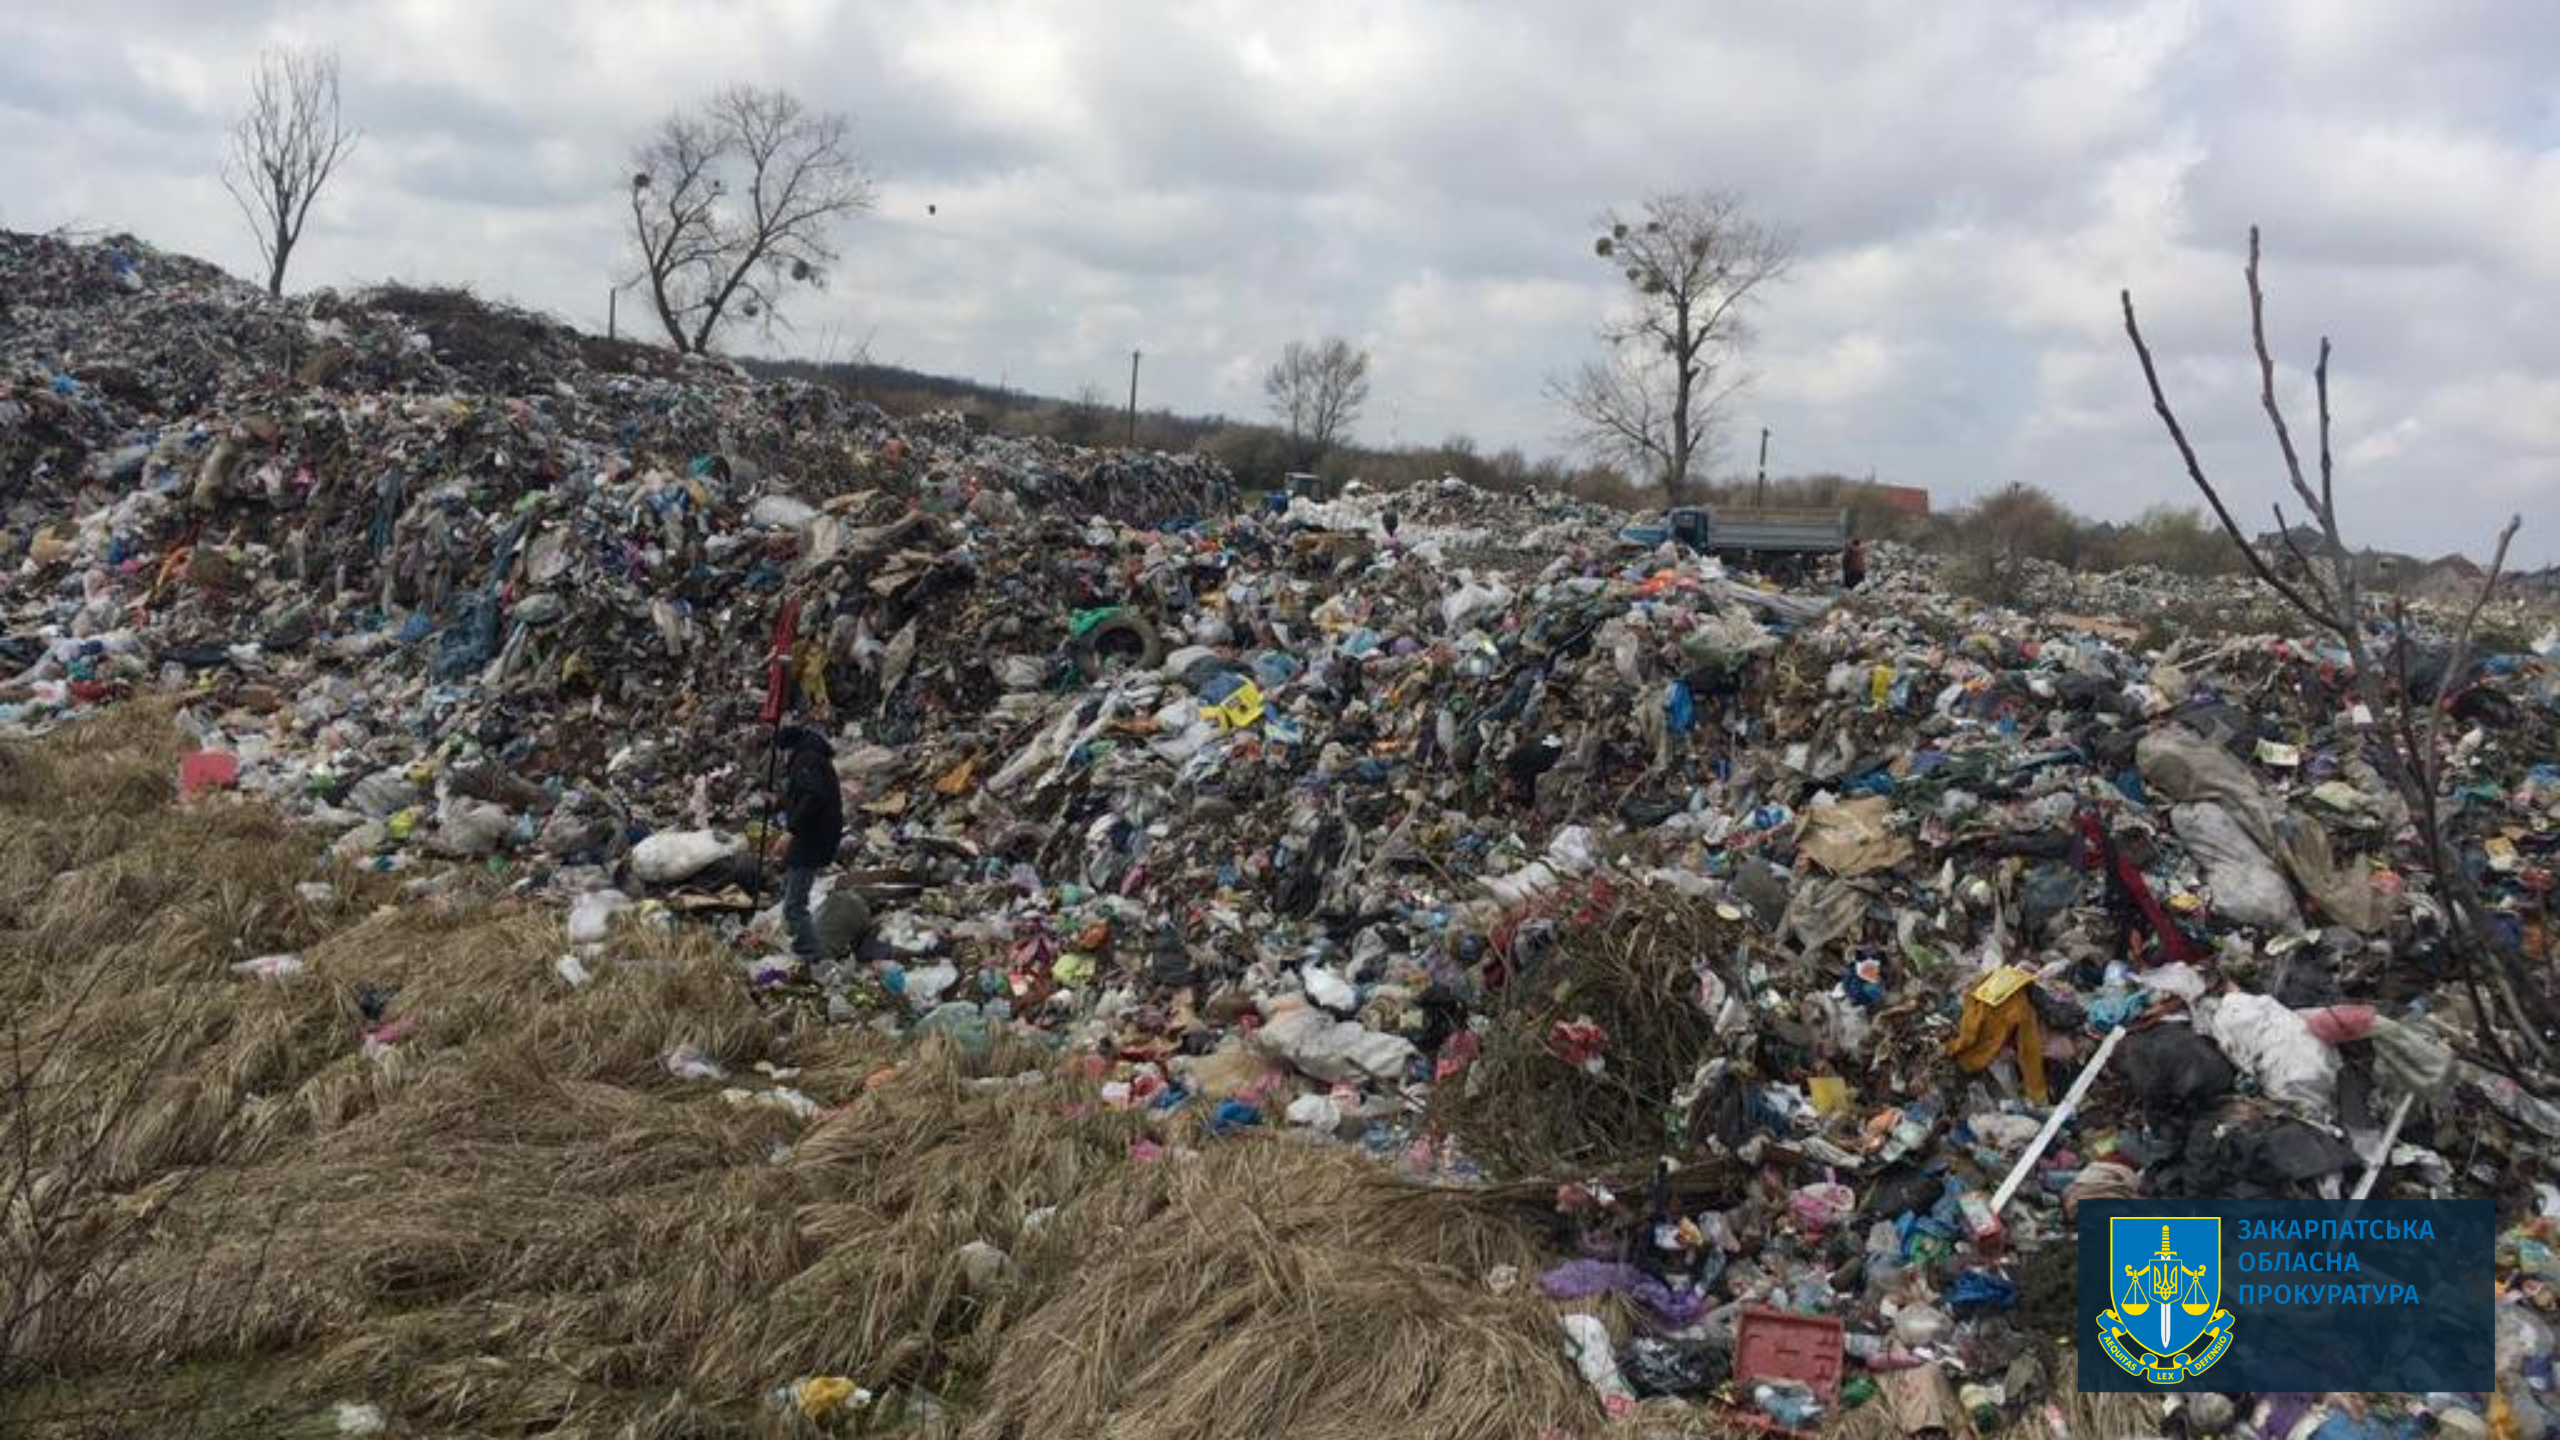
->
[2118,1224,2214,1354]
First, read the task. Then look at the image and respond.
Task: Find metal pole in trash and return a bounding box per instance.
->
[1127,349,1141,447]
[1989,1023,2128,1216]
[1756,427,1771,503]
[748,594,802,910]
[608,286,617,341]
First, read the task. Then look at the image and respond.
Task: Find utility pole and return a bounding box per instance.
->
[1756,426,1771,504]
[1126,349,1142,448]
[607,286,617,341]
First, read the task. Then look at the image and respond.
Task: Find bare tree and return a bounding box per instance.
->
[626,86,876,355]
[220,47,359,297]
[1058,383,1115,446]
[1263,337,1372,463]
[1551,190,1793,504]
[2123,228,2546,1080]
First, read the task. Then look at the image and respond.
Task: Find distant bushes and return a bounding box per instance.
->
[1944,486,2238,603]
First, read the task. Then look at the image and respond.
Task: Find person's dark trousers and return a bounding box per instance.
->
[782,863,823,961]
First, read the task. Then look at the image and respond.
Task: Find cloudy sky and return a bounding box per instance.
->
[5,0,2554,556]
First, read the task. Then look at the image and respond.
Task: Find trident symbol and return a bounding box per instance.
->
[2120,1225,2207,1352]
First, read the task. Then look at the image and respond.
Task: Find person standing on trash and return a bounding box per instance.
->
[1842,534,1869,590]
[773,725,844,964]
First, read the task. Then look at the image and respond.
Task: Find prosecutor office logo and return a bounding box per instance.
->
[2098,1217,2234,1383]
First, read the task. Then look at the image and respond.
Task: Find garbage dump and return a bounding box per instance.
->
[5,227,2560,1438]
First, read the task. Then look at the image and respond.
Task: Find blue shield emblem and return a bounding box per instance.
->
[2099,1217,2230,1381]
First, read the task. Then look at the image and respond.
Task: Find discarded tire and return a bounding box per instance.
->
[1073,611,1164,675]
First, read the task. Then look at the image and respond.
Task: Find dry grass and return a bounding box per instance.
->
[2,707,1618,1440]
[1432,892,1742,1177]
[965,1143,1599,1440]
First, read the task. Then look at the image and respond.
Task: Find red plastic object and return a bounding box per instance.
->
[178,750,240,799]
[760,596,801,724]
[1732,1306,1844,1431]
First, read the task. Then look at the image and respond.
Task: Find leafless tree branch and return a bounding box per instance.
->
[1556,190,1792,503]
[2120,288,2342,630]
[2269,503,2339,613]
[624,86,876,355]
[1263,338,1372,463]
[2122,227,2550,1081]
[219,47,359,297]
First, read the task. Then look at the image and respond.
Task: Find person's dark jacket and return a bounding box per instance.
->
[777,727,843,868]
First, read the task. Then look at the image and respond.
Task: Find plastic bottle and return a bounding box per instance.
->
[1753,1381,1823,1429]
[1843,1332,1925,1371]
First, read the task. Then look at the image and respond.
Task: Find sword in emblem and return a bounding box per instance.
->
[2143,1225,2185,1352]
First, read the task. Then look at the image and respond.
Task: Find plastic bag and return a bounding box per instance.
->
[663,1044,726,1081]
[1623,1336,1727,1398]
[1561,1312,1636,1413]
[2171,802,2302,931]
[1893,1301,1953,1347]
[1301,963,1358,1014]
[2204,992,2340,1118]
[430,797,512,858]
[746,494,817,529]
[1441,579,1515,631]
[1789,1179,1857,1233]
[1254,1004,1417,1084]
[629,829,741,884]
[566,888,630,944]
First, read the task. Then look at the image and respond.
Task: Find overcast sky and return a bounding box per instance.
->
[5,1,2554,556]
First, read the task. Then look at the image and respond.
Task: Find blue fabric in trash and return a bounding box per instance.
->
[1207,1099,1262,1135]
[1949,1270,2017,1312]
[2086,991,2148,1031]
[1665,679,1696,735]
[1843,962,1886,1008]
[434,592,501,680]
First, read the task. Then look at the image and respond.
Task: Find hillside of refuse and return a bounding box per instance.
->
[5,229,2560,1439]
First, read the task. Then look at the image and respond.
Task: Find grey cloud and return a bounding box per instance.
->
[1,0,2551,557]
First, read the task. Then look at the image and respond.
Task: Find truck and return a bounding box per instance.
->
[1616,505,1849,559]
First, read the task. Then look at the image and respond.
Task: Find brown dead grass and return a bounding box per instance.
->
[1,706,1613,1440]
[1432,890,1742,1177]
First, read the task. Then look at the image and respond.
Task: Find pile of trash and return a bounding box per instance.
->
[9,227,2560,1438]
[0,228,1235,850]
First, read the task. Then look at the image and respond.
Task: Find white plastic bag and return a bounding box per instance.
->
[747,494,818,529]
[1301,963,1358,1014]
[2171,803,2301,931]
[1254,1004,1416,1084]
[566,888,631,944]
[630,829,741,884]
[1561,1312,1636,1409]
[2203,992,2339,1118]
